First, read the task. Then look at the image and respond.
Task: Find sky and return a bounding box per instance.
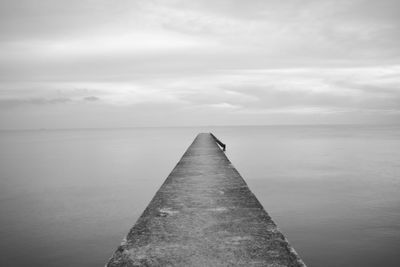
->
[0,0,399,129]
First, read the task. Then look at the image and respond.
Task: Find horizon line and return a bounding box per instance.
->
[1,122,399,132]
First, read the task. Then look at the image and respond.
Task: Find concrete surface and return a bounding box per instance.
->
[107,133,306,267]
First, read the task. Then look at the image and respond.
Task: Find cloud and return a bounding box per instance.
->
[0,97,71,108]
[3,65,399,114]
[83,96,100,102]
[2,0,400,79]
[0,0,400,128]
[218,66,400,113]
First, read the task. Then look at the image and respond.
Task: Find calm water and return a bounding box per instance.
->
[0,125,399,267]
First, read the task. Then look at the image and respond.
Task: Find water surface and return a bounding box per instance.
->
[0,125,399,266]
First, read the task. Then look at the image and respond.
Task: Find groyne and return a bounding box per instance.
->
[107,133,305,266]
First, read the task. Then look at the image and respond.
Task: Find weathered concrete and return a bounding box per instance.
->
[107,133,306,267]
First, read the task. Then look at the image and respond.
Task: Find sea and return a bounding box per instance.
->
[0,125,399,267]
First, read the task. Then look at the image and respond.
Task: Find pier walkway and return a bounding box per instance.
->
[107,133,305,266]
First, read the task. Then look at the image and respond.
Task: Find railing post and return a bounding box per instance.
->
[210,133,226,151]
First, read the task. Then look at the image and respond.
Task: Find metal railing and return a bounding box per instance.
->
[210,133,226,151]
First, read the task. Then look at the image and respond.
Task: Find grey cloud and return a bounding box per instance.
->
[178,88,257,107]
[220,82,400,112]
[332,80,400,97]
[0,0,400,127]
[1,0,399,78]
[0,0,138,41]
[0,97,71,108]
[83,96,100,102]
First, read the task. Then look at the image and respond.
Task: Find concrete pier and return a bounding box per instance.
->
[107,133,305,267]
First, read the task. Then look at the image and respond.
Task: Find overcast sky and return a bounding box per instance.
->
[0,0,399,129]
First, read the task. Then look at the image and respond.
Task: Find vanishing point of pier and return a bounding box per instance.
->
[107,133,305,266]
